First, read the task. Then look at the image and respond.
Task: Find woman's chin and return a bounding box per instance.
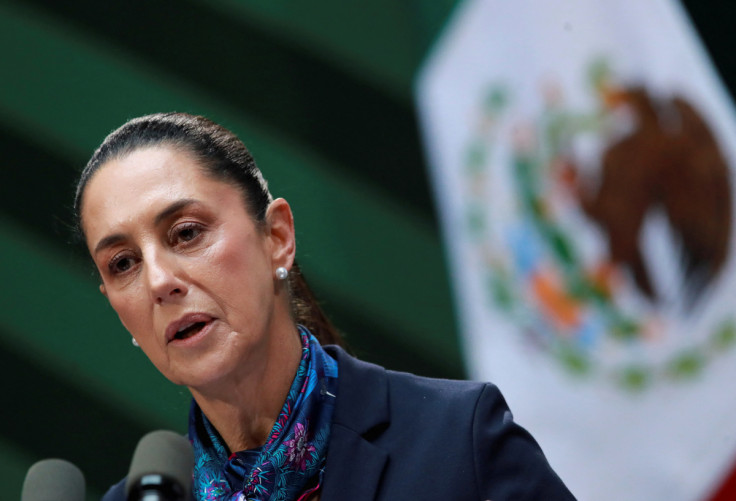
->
[164,347,248,392]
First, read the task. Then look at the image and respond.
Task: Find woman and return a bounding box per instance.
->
[75,112,575,500]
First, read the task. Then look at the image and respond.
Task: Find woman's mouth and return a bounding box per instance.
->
[166,314,215,344]
[174,321,207,340]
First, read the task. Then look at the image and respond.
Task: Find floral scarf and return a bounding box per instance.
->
[189,327,338,500]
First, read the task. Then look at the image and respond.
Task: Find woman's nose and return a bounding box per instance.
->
[145,252,188,304]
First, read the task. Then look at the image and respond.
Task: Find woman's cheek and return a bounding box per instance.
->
[110,292,145,337]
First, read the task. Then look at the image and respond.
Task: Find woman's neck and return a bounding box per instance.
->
[189,322,303,453]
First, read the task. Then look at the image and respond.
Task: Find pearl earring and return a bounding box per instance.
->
[132,337,140,347]
[275,266,289,280]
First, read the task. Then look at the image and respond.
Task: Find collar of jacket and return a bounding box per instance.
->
[320,345,390,501]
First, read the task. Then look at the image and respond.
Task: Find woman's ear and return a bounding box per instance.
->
[99,283,107,297]
[265,198,296,271]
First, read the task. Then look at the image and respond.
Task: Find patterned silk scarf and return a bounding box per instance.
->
[189,327,338,501]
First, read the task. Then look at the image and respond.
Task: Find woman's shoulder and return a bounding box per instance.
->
[325,344,496,409]
[325,343,510,440]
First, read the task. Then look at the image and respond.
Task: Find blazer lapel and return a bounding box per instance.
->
[321,347,391,501]
[320,425,388,501]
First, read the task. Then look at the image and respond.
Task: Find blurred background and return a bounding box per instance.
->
[0,0,734,499]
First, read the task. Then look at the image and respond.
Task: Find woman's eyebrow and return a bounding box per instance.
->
[93,233,126,256]
[154,198,198,226]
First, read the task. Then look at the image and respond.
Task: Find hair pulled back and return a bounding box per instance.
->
[74,112,342,346]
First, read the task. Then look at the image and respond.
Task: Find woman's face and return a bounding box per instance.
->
[80,146,296,390]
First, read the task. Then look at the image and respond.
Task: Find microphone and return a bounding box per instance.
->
[21,458,85,501]
[125,430,194,501]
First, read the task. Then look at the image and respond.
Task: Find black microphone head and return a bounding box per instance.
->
[125,430,194,501]
[21,458,85,501]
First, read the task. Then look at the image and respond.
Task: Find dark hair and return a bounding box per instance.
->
[74,112,342,346]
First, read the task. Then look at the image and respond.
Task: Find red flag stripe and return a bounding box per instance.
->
[708,458,736,501]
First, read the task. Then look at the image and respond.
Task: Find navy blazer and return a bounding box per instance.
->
[103,346,575,500]
[319,346,574,500]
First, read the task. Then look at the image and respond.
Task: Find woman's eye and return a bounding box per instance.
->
[108,254,136,274]
[172,223,202,244]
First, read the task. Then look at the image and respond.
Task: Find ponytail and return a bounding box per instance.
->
[288,261,344,347]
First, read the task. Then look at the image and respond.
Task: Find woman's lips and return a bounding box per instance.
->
[166,313,215,344]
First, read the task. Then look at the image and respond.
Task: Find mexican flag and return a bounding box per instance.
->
[417,1,736,499]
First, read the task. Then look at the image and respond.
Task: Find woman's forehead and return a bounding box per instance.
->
[80,147,243,241]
